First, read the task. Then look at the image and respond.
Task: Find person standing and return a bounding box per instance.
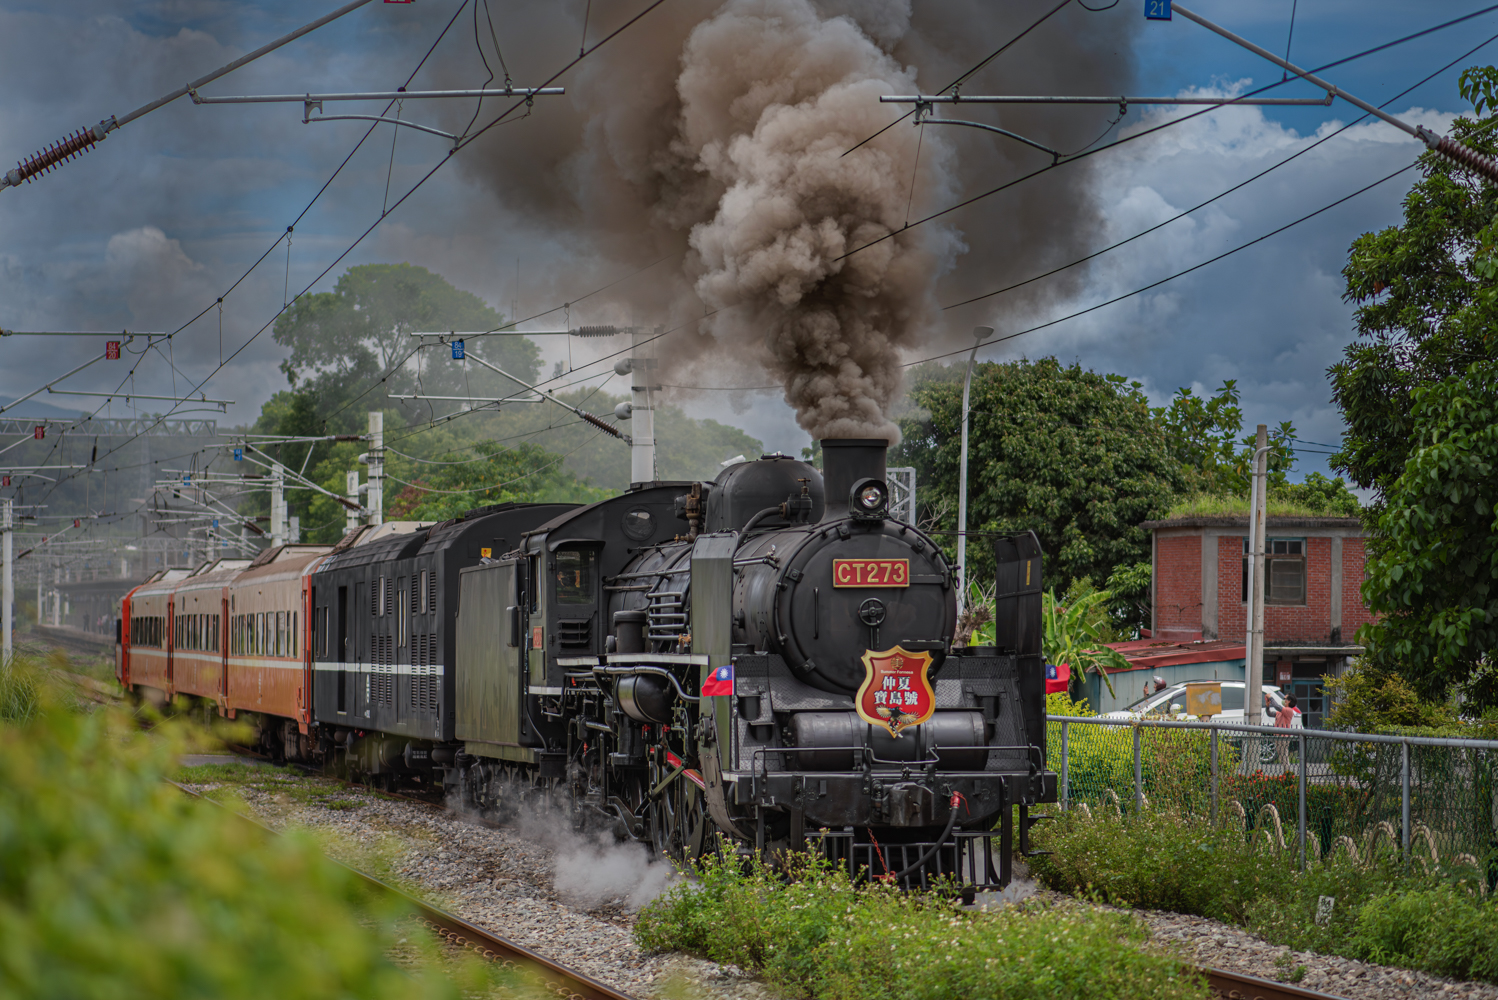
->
[1275,694,1300,765]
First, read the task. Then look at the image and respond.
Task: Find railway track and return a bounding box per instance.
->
[170,780,637,1000]
[203,753,1357,1000]
[1205,966,1350,1000]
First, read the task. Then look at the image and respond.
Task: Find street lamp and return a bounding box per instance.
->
[956,326,993,617]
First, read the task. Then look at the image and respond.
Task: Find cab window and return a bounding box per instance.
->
[554,549,596,605]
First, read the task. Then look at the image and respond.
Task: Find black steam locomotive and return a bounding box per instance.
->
[306,438,1054,887]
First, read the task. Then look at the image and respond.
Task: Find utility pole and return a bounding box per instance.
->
[51,563,60,626]
[1245,423,1269,728]
[622,328,658,485]
[956,326,993,617]
[366,411,383,526]
[345,470,361,535]
[270,463,286,547]
[2,498,12,663]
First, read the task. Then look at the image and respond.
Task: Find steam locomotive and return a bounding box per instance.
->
[119,438,1055,887]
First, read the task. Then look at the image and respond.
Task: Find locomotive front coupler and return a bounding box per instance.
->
[736,770,1030,829]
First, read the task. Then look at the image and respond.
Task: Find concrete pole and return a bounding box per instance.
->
[1246,424,1269,728]
[629,328,657,486]
[367,411,384,526]
[2,498,12,663]
[345,470,361,535]
[956,326,993,617]
[270,463,286,547]
[51,565,60,626]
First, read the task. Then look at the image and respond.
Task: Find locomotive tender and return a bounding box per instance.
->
[118,438,1054,887]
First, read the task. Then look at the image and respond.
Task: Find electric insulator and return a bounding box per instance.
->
[5,123,108,187]
[571,325,619,338]
[1432,135,1498,186]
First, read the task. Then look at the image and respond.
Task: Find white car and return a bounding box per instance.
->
[1103,680,1288,722]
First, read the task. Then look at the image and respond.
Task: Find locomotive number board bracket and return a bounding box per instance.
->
[833,559,910,587]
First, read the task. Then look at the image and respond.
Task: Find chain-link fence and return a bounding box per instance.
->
[1048,715,1498,873]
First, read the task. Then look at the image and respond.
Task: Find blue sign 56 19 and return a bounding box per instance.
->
[1146,0,1171,18]
[451,340,465,360]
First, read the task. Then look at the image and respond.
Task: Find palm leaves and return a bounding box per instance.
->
[1043,589,1128,699]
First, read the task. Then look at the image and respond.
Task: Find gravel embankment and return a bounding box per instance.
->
[186,764,1498,1000]
[181,765,775,1000]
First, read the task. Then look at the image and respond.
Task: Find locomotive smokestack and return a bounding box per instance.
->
[819,438,888,521]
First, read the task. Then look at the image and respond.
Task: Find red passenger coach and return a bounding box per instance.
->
[119,568,193,695]
[170,558,252,705]
[224,545,332,747]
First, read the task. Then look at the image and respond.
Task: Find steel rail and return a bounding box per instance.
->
[170,780,638,1000]
[1204,966,1351,1000]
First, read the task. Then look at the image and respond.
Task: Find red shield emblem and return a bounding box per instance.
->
[855,645,936,738]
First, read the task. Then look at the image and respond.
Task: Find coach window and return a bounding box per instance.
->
[398,584,407,648]
[554,549,597,605]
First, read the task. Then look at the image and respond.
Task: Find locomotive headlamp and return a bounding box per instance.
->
[849,477,889,520]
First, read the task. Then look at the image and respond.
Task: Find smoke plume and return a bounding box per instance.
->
[449,0,1136,440]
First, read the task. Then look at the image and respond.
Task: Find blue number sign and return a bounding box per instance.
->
[233,447,243,461]
[451,339,465,360]
[1145,0,1171,19]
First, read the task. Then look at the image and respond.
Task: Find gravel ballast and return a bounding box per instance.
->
[183,762,1498,1000]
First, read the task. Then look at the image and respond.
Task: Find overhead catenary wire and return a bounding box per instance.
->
[838,4,1498,264]
[0,0,383,190]
[942,24,1498,313]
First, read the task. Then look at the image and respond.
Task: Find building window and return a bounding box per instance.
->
[1242,537,1307,605]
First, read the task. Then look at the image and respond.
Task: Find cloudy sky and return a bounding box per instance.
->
[0,0,1489,481]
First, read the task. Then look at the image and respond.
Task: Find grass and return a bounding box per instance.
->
[1031,805,1498,986]
[634,849,1210,1000]
[1164,493,1346,519]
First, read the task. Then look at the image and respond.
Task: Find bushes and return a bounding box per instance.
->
[1032,802,1498,986]
[1028,808,1281,923]
[1347,885,1498,981]
[636,849,1209,1000]
[0,661,481,1000]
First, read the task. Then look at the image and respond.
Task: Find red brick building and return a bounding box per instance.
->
[1141,514,1374,727]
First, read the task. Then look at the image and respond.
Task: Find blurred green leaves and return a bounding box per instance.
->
[0,661,476,1000]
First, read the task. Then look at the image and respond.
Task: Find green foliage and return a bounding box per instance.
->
[1030,808,1281,923]
[892,358,1181,594]
[1043,587,1130,699]
[1331,76,1498,707]
[1345,884,1498,981]
[1323,664,1457,733]
[1155,381,1297,494]
[0,662,469,1000]
[634,847,1209,1000]
[1273,472,1363,518]
[273,263,539,389]
[1104,560,1153,635]
[1035,800,1498,986]
[1354,362,1498,705]
[385,440,612,522]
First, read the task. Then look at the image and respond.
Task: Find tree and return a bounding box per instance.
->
[1331,68,1498,708]
[893,357,1182,595]
[1155,380,1297,495]
[385,440,611,522]
[272,263,541,403]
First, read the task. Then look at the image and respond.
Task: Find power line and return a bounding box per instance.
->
[904,159,1420,368]
[942,24,1498,312]
[837,6,1498,265]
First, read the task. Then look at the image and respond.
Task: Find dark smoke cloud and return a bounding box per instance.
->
[448,0,1137,441]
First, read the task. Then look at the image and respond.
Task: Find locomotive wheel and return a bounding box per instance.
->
[649,758,710,864]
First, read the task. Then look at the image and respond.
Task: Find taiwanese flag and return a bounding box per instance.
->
[700,664,734,697]
[1045,663,1071,695]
